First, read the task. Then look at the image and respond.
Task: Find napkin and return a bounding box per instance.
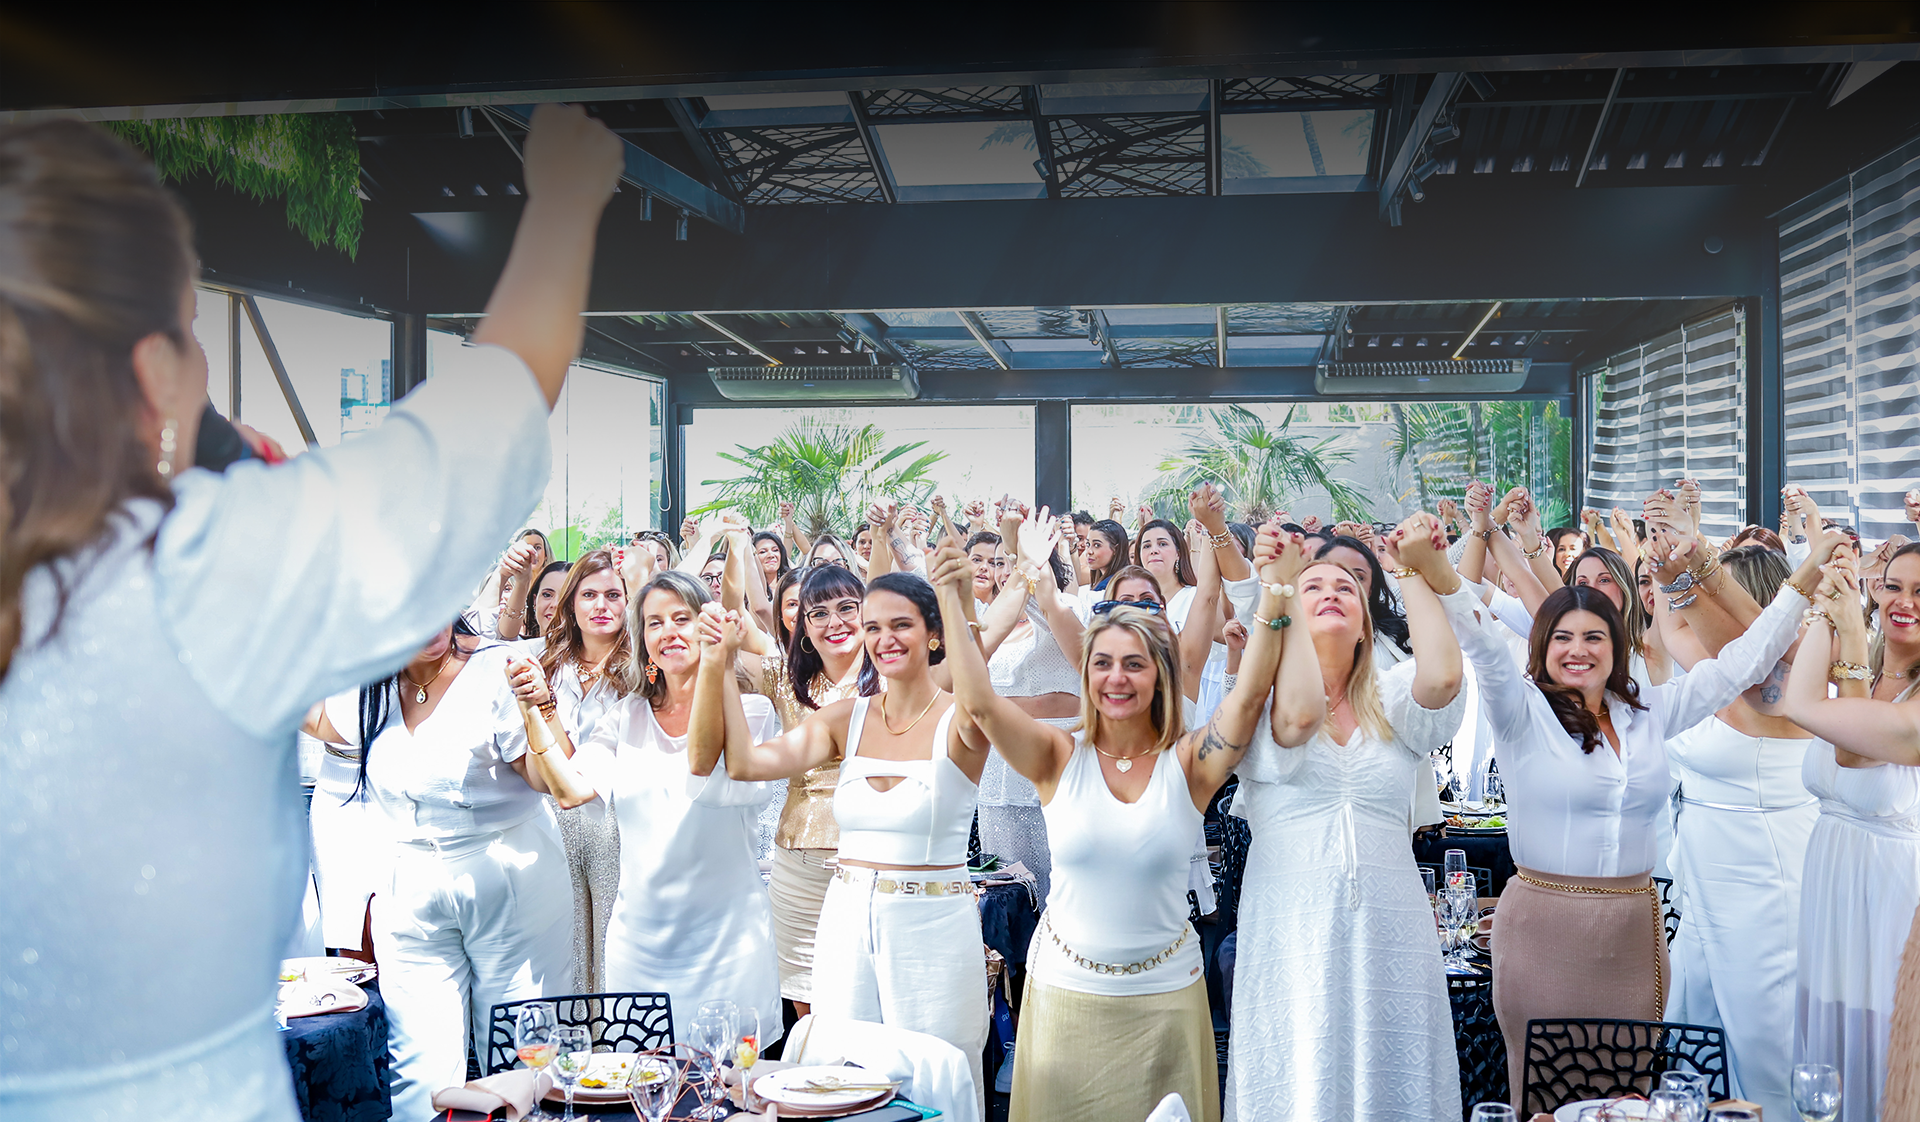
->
[277,980,367,1020]
[430,1069,553,1122]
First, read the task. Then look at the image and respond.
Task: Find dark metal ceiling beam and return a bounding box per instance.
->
[1575,69,1627,187]
[488,104,745,235]
[1379,73,1464,223]
[845,93,898,205]
[957,311,1012,370]
[662,98,740,200]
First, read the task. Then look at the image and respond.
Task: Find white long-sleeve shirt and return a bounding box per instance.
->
[1442,584,1808,877]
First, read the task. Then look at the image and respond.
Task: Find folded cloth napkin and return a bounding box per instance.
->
[277,979,367,1020]
[430,1069,553,1122]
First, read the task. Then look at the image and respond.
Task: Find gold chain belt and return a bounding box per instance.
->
[834,866,970,897]
[1039,912,1189,977]
[1512,871,1665,1015]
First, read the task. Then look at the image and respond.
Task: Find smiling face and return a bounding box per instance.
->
[803,590,864,662]
[862,589,932,679]
[967,543,1006,597]
[1299,562,1366,645]
[640,587,700,674]
[533,568,569,633]
[1571,555,1626,613]
[1110,575,1160,605]
[754,537,784,577]
[570,569,626,643]
[1086,625,1159,724]
[780,584,802,637]
[1555,532,1588,574]
[1880,554,1920,645]
[1543,608,1614,695]
[1319,545,1374,601]
[1138,526,1180,577]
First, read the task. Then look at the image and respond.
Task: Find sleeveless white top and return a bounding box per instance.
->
[1033,739,1205,996]
[833,698,975,867]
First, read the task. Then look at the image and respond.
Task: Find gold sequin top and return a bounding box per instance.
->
[766,651,865,851]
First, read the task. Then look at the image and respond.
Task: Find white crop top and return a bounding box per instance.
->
[833,698,976,867]
[990,602,1084,699]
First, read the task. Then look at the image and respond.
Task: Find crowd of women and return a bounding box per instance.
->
[9,105,1920,1122]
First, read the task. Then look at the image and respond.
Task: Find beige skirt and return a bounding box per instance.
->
[1492,866,1669,1113]
[770,846,836,1002]
[1881,905,1920,1121]
[1010,974,1220,1122]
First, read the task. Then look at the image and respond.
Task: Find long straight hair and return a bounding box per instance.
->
[1527,585,1646,753]
[1563,546,1646,658]
[1301,560,1393,743]
[1132,518,1195,587]
[787,563,879,710]
[538,549,632,695]
[518,560,571,640]
[0,121,193,684]
[352,614,489,800]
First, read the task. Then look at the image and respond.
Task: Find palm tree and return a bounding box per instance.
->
[1387,401,1573,528]
[694,419,946,535]
[1146,404,1373,523]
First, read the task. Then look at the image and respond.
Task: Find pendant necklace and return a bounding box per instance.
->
[402,652,451,704]
[1093,743,1154,773]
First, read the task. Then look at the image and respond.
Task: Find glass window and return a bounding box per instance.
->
[531,364,668,559]
[1071,400,1571,529]
[192,289,393,454]
[1222,110,1374,192]
[685,405,1035,535]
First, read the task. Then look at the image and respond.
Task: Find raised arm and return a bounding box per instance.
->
[1173,519,1223,699]
[1782,560,1920,765]
[690,604,843,781]
[470,105,623,405]
[865,499,901,579]
[1383,512,1466,710]
[1458,481,1496,587]
[1506,487,1564,595]
[1192,484,1252,582]
[502,658,599,807]
[1485,501,1552,615]
[1016,508,1085,666]
[929,545,1075,795]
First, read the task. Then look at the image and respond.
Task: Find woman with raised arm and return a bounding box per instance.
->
[1442,517,1826,1109]
[1226,514,1468,1121]
[500,549,631,994]
[931,521,1307,1122]
[1134,516,1200,624]
[689,571,992,1117]
[1782,542,1920,1122]
[0,106,619,1122]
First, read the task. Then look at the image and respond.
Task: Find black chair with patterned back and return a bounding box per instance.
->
[1653,877,1682,945]
[1447,974,1508,1113]
[1521,1018,1728,1116]
[486,993,675,1076]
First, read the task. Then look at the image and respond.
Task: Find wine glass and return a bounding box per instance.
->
[690,1003,737,1121]
[515,1002,558,1119]
[1659,1071,1708,1121]
[1469,1105,1517,1122]
[1421,867,1437,908]
[549,1026,590,1122]
[1445,848,1469,884]
[1647,1089,1695,1121]
[733,1007,763,1109]
[1444,886,1480,974]
[628,1057,682,1122]
[1792,1063,1841,1122]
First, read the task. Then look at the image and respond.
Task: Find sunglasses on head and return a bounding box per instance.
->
[807,557,851,570]
[1091,598,1164,616]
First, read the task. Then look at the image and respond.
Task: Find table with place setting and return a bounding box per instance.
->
[277,956,390,1122]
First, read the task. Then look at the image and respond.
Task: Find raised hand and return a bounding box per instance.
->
[1676,478,1703,526]
[1136,503,1154,527]
[1300,514,1324,534]
[1223,618,1249,653]
[520,102,624,211]
[1647,528,1698,586]
[500,539,541,587]
[1252,517,1285,566]
[1465,481,1495,530]
[696,602,743,659]
[1508,488,1542,536]
[1436,497,1463,533]
[620,540,655,589]
[1817,559,1868,644]
[1108,496,1125,519]
[927,544,973,595]
[1610,507,1638,544]
[1016,505,1061,569]
[1261,529,1312,587]
[1907,489,1920,525]
[867,498,899,529]
[964,499,988,526]
[679,516,700,546]
[505,657,553,708]
[1386,511,1452,585]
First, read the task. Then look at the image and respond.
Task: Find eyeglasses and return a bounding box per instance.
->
[1091,599,1164,616]
[804,601,863,627]
[701,574,723,588]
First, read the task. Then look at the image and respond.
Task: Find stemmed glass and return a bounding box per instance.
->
[1444,848,1469,884]
[1647,1090,1694,1121]
[690,1001,738,1121]
[628,1056,682,1122]
[549,1026,590,1122]
[1792,1063,1841,1122]
[733,1007,763,1110]
[1468,1105,1517,1122]
[1658,1071,1708,1122]
[515,1002,558,1119]
[1443,885,1480,974]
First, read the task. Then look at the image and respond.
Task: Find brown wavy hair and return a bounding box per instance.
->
[539,549,632,695]
[0,122,194,684]
[1527,585,1646,754]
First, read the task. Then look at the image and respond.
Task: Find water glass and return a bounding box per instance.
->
[1659,1070,1708,1120]
[549,1026,590,1122]
[1792,1062,1841,1122]
[1443,886,1479,973]
[1469,1103,1517,1121]
[1422,867,1437,907]
[690,1004,737,1120]
[628,1057,681,1122]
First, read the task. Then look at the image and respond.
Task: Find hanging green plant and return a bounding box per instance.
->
[106,114,362,257]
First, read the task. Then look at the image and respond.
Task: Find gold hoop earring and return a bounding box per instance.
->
[157,418,179,479]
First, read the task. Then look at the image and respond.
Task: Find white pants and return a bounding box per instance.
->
[374,815,572,1122]
[812,868,989,1111]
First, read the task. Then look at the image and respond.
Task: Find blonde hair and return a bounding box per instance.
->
[1075,605,1184,752]
[1302,561,1393,743]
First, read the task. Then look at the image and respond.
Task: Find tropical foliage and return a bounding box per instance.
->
[1144,404,1374,523]
[1388,401,1573,528]
[694,419,947,535]
[108,114,362,255]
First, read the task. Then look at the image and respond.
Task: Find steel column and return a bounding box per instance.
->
[227,291,242,419]
[238,294,318,448]
[1745,238,1785,528]
[1034,400,1071,514]
[392,312,429,399]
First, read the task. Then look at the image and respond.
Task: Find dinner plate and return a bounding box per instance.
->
[542,1051,640,1104]
[1554,1097,1651,1120]
[277,979,367,1020]
[754,1065,894,1112]
[1447,825,1509,836]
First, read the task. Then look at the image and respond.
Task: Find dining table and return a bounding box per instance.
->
[281,976,390,1122]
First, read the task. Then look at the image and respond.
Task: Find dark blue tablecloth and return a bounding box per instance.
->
[977,881,1039,969]
[282,976,390,1122]
[1413,826,1517,899]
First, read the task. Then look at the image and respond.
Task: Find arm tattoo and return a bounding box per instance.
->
[1195,719,1248,763]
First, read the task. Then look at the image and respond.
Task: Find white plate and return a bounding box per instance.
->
[1555,1098,1652,1121]
[544,1051,637,1103]
[754,1064,892,1110]
[278,956,376,984]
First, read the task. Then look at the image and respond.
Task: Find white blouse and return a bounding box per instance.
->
[1443,585,1808,877]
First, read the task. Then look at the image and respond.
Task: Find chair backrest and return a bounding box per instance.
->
[1653,877,1682,945]
[486,992,674,1075]
[1521,1018,1728,1115]
[1448,975,1509,1109]
[1417,861,1495,897]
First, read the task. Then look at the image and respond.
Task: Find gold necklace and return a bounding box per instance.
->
[879,690,942,736]
[1093,742,1158,773]
[576,650,612,690]
[401,652,451,704]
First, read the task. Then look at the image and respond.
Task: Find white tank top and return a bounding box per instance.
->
[1033,738,1205,996]
[833,697,976,867]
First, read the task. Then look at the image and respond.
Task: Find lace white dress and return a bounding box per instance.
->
[1226,658,1466,1122]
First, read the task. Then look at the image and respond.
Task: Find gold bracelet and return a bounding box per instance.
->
[1523,541,1551,561]
[1803,607,1834,629]
[1831,661,1872,681]
[1786,576,1817,600]
[1388,566,1420,580]
[1206,529,1235,550]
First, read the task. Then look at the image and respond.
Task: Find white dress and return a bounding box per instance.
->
[0,345,550,1122]
[1226,659,1466,1122]
[1663,718,1817,1121]
[1795,735,1920,1122]
[575,693,785,1045]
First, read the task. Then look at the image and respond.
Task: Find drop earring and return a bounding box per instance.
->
[646,661,659,685]
[156,418,178,480]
